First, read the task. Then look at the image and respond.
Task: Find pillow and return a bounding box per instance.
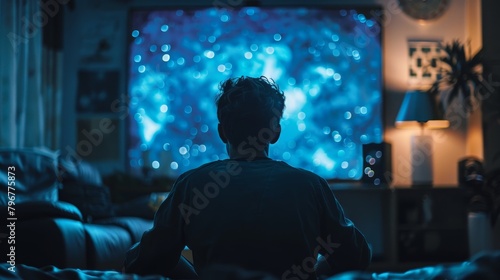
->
[58,158,102,186]
[58,160,114,222]
[0,148,60,205]
[59,181,115,222]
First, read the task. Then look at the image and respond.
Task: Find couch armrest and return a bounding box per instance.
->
[0,218,87,269]
[1,201,83,221]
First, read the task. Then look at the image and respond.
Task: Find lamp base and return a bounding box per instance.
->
[411,135,433,187]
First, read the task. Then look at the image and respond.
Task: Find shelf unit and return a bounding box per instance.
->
[332,186,470,272]
[394,187,469,263]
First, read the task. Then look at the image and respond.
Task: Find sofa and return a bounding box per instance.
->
[0,148,154,271]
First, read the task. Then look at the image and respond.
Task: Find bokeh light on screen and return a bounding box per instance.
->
[127,7,383,180]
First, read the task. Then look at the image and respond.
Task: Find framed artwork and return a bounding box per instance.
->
[76,69,120,113]
[79,12,123,65]
[408,40,442,88]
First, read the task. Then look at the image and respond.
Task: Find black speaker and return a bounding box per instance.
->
[362,142,392,186]
[458,157,484,189]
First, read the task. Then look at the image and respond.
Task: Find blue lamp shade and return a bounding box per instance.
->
[395,90,450,129]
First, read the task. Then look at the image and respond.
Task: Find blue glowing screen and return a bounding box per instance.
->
[127,7,383,180]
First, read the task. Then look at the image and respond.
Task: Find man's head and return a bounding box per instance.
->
[215,76,286,147]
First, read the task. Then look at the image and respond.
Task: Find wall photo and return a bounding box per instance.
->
[407,40,442,90]
[76,69,120,113]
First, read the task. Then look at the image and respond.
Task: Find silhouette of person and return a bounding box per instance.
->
[124,76,371,279]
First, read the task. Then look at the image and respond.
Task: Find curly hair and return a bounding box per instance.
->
[215,76,286,146]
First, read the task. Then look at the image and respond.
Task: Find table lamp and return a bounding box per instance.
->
[396,90,449,186]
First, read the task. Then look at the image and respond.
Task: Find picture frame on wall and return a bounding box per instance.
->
[76,69,120,113]
[408,40,443,89]
[78,12,123,66]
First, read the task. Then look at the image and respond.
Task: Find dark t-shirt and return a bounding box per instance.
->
[124,158,371,278]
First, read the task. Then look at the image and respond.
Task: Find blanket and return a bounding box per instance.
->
[328,250,500,280]
[0,265,169,280]
[1,251,499,280]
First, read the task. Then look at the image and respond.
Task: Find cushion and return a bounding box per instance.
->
[0,218,87,269]
[0,148,60,204]
[95,216,153,243]
[84,224,132,270]
[58,158,102,186]
[58,159,114,222]
[59,181,115,222]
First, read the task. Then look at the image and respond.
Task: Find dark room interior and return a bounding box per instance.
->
[1,0,500,279]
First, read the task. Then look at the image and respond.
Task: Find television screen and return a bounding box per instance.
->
[127,6,383,180]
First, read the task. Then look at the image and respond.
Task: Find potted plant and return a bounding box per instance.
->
[429,39,484,116]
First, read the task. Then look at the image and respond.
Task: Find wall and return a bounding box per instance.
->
[383,0,474,187]
[481,0,500,174]
[61,0,475,185]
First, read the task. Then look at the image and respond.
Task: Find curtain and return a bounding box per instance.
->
[41,0,65,150]
[0,0,63,150]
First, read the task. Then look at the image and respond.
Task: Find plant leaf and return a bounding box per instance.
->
[447,85,460,109]
[469,48,484,67]
[436,40,484,114]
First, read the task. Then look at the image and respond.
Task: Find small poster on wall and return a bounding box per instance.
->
[408,40,443,89]
[78,11,123,65]
[76,70,120,113]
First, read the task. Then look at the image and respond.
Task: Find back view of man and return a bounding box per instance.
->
[124,76,371,279]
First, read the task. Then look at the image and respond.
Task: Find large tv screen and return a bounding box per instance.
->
[127,6,383,180]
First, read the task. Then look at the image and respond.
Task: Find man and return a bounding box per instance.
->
[124,76,371,279]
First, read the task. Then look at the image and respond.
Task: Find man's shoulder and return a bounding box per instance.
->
[176,159,326,184]
[270,160,328,182]
[176,160,222,180]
